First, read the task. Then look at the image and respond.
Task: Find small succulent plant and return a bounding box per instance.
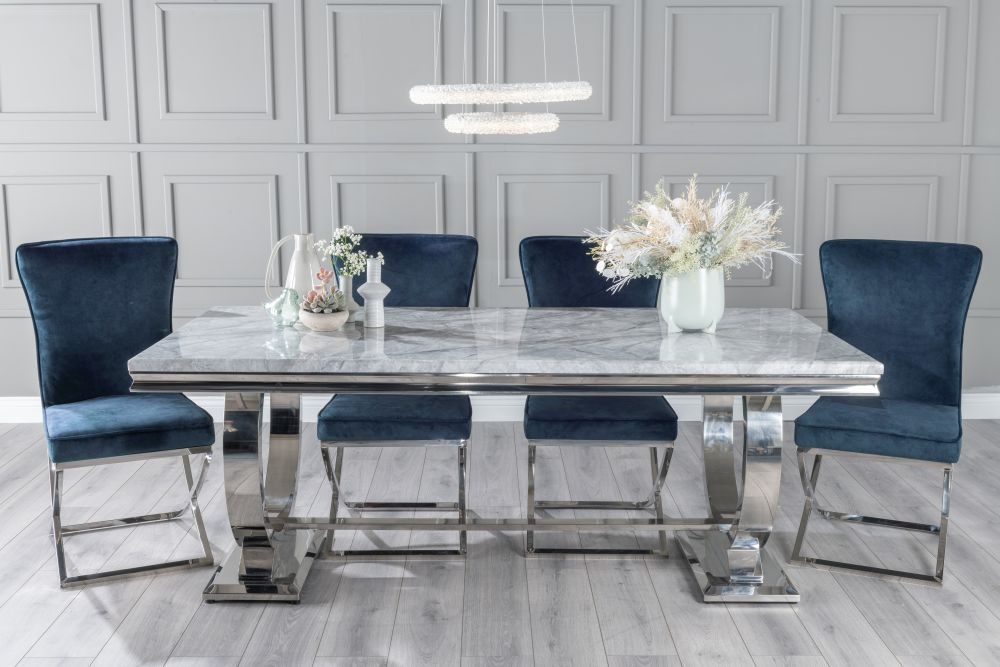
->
[301,267,346,313]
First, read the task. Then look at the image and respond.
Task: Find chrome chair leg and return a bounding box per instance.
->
[790,447,952,583]
[651,446,672,555]
[527,441,673,556]
[458,441,467,555]
[52,450,215,588]
[321,445,345,554]
[526,443,536,554]
[182,454,214,563]
[790,450,821,563]
[322,439,468,557]
[936,466,952,581]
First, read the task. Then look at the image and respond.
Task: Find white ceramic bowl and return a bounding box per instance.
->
[299,309,349,332]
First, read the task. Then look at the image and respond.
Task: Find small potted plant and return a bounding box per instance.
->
[299,267,349,331]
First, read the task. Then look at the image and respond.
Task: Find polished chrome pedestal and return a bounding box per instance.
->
[203,528,321,602]
[678,395,799,603]
[203,392,323,603]
[202,391,799,604]
[677,530,798,602]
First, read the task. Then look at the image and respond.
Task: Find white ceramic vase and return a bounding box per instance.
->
[658,267,725,333]
[338,275,362,322]
[358,257,391,328]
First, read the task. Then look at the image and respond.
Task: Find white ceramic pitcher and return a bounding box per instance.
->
[264,233,323,300]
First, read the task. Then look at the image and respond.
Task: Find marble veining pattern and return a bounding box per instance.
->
[128,307,882,378]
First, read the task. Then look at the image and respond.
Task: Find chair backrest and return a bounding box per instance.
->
[348,234,478,307]
[519,235,659,307]
[820,239,981,407]
[16,237,178,408]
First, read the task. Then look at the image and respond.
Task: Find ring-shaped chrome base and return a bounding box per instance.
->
[201,392,802,603]
[203,393,319,603]
[679,395,797,602]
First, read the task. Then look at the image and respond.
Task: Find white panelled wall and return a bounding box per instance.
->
[0,0,999,415]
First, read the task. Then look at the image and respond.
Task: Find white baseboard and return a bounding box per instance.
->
[0,397,50,423]
[4,393,997,424]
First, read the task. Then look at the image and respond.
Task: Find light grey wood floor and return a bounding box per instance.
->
[0,418,998,666]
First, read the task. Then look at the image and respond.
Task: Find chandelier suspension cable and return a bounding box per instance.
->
[540,0,549,112]
[433,0,443,86]
[462,0,468,89]
[493,0,499,111]
[570,0,581,81]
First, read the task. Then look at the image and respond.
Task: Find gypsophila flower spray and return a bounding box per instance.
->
[314,226,384,278]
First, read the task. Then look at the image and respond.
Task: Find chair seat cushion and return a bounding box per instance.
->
[45,393,215,464]
[524,396,678,442]
[317,394,472,442]
[795,396,961,463]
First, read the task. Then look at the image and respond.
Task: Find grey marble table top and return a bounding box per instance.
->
[129,307,882,389]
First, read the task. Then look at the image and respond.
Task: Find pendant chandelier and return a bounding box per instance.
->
[409,0,591,135]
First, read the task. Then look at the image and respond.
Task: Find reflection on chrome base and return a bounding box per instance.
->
[677,531,800,602]
[203,529,323,603]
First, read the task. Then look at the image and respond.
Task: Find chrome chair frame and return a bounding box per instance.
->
[51,445,214,588]
[320,438,468,556]
[790,447,952,583]
[527,439,674,556]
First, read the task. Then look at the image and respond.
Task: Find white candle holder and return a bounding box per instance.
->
[358,257,390,328]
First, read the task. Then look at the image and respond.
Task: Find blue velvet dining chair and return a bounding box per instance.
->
[318,233,477,555]
[519,236,677,555]
[16,237,215,587]
[791,239,982,583]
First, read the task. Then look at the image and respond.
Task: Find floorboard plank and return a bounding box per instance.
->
[316,560,404,659]
[525,556,608,667]
[787,568,899,666]
[586,558,675,657]
[462,508,532,659]
[387,558,465,667]
[645,557,754,666]
[238,560,342,667]
[469,423,520,509]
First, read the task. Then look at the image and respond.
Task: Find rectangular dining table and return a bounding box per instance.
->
[128,306,882,604]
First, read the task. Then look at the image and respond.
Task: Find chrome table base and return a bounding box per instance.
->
[677,530,799,602]
[676,394,797,602]
[203,391,798,603]
[203,392,322,603]
[203,528,322,602]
